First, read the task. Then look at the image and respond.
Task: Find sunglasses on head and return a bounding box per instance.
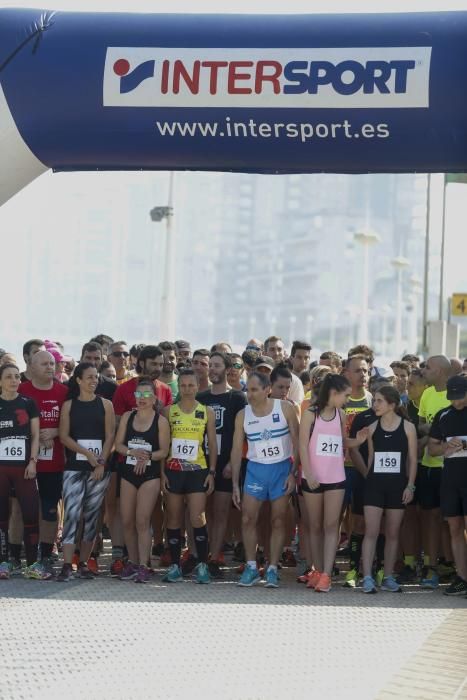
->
[112,351,129,358]
[134,390,154,399]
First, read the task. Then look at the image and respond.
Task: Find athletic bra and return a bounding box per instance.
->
[166,402,208,471]
[123,410,160,469]
[307,408,345,484]
[244,399,292,465]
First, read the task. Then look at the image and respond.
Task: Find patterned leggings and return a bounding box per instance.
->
[62,470,110,544]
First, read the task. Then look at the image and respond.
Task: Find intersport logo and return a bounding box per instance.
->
[103,47,431,109]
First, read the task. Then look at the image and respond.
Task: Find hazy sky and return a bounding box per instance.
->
[1,0,466,359]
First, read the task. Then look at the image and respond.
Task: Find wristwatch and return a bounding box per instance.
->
[209,470,216,476]
[97,458,106,467]
[406,483,416,492]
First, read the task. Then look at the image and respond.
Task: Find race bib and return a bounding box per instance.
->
[38,443,54,461]
[0,438,26,461]
[374,451,401,474]
[171,438,199,461]
[126,440,152,466]
[445,436,467,459]
[76,439,102,461]
[316,434,343,457]
[255,439,284,463]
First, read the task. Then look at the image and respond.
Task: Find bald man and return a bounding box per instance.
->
[450,358,463,375]
[417,355,452,589]
[19,351,68,577]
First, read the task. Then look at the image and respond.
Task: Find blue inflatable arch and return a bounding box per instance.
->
[1,8,467,205]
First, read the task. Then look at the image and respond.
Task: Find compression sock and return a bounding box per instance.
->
[167,528,182,567]
[193,526,209,564]
[349,533,363,572]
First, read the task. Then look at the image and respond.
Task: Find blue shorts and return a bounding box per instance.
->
[243,459,292,502]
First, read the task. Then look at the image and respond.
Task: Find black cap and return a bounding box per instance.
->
[254,355,275,371]
[175,340,191,350]
[446,374,467,400]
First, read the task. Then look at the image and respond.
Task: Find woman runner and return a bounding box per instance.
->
[115,378,170,583]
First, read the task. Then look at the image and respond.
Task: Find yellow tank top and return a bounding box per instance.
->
[166,402,208,471]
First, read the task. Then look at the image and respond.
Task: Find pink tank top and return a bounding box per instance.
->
[307,409,345,484]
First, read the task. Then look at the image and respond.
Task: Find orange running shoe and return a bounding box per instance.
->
[87,556,99,576]
[159,549,172,567]
[315,573,332,592]
[306,570,321,589]
[71,552,80,571]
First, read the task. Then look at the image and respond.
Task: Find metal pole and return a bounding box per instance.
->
[395,267,403,357]
[422,173,431,351]
[160,172,175,339]
[439,175,447,321]
[359,241,369,343]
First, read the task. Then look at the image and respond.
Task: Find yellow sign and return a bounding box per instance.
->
[451,294,467,316]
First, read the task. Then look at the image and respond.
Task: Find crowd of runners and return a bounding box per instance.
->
[0,334,466,596]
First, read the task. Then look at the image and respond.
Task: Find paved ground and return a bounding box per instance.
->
[1,551,466,700]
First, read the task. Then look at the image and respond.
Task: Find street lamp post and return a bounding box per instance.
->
[391,256,410,357]
[409,275,423,353]
[354,230,380,345]
[150,171,175,340]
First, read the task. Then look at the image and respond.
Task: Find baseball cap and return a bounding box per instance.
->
[175,339,191,350]
[373,366,395,380]
[446,374,467,400]
[254,355,274,371]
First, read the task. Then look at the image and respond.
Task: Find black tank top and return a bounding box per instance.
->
[370,417,408,480]
[66,396,106,471]
[123,410,160,470]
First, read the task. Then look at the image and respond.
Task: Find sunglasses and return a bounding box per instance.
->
[112,351,129,358]
[231,362,243,370]
[134,391,154,399]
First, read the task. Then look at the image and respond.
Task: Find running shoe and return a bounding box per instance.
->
[56,563,74,582]
[110,558,124,578]
[87,556,99,576]
[0,561,12,579]
[71,552,80,571]
[306,570,322,589]
[381,575,402,592]
[9,559,22,576]
[233,542,246,562]
[420,568,439,589]
[181,553,198,577]
[162,564,183,583]
[343,568,359,588]
[194,562,211,584]
[238,566,261,587]
[297,566,312,583]
[159,549,172,567]
[76,563,95,580]
[264,567,279,588]
[207,560,224,579]
[119,562,138,581]
[375,568,385,587]
[281,550,297,568]
[24,561,53,580]
[135,565,151,584]
[444,575,467,596]
[362,575,377,594]
[152,542,164,558]
[396,565,417,585]
[315,573,332,593]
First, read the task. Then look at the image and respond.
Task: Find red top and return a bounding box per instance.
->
[19,380,68,473]
[112,376,172,416]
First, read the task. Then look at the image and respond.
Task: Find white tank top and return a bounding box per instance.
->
[244,399,292,464]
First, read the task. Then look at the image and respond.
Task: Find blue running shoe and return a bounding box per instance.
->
[264,567,279,588]
[420,568,439,590]
[362,575,377,594]
[162,564,183,583]
[194,562,211,584]
[238,566,261,587]
[381,575,402,592]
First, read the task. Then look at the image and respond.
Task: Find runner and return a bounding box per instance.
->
[89,334,114,359]
[19,350,68,577]
[417,355,452,589]
[264,336,304,404]
[319,351,343,374]
[115,378,170,583]
[175,340,192,368]
[361,386,417,593]
[99,361,117,382]
[428,374,467,596]
[159,341,179,401]
[0,364,47,580]
[129,344,146,372]
[57,362,115,581]
[226,353,246,392]
[299,374,369,592]
[390,361,411,405]
[342,353,373,588]
[162,368,217,584]
[108,341,134,385]
[231,371,299,589]
[197,352,247,577]
[290,341,312,378]
[69,342,118,401]
[20,338,45,382]
[191,349,211,392]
